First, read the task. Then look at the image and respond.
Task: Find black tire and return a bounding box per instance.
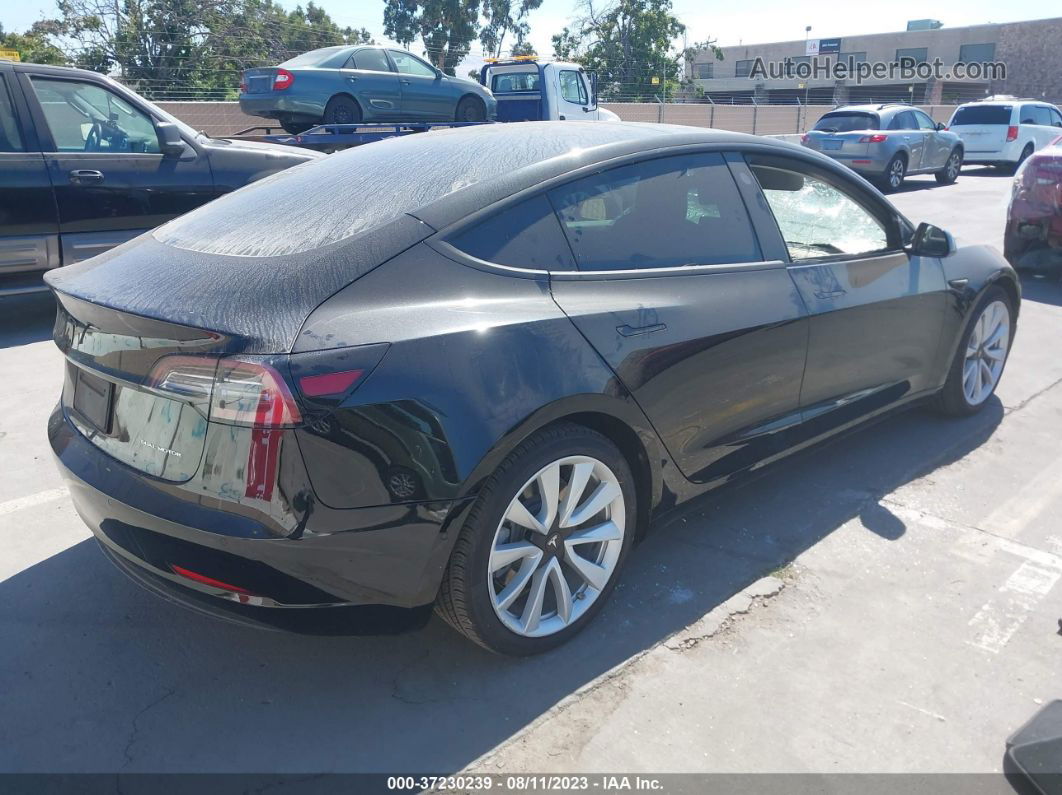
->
[322,95,362,126]
[455,95,486,123]
[934,285,1016,417]
[280,120,313,135]
[1007,144,1035,175]
[436,423,637,656]
[880,153,907,192]
[935,148,962,184]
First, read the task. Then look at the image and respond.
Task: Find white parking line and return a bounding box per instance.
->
[967,561,1060,654]
[0,487,69,518]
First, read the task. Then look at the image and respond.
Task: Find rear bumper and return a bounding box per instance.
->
[49,403,471,626]
[238,95,321,121]
[816,152,890,176]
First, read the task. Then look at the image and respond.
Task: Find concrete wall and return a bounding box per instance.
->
[158,101,958,139]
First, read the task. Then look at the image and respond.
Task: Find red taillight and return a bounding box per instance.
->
[858,134,887,143]
[170,565,256,595]
[212,359,302,427]
[800,133,810,145]
[148,355,301,428]
[273,68,294,91]
[298,369,364,398]
[1007,125,1019,142]
[239,79,247,93]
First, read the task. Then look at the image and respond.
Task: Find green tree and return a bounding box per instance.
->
[383,0,480,75]
[551,0,687,101]
[0,21,67,65]
[479,0,542,59]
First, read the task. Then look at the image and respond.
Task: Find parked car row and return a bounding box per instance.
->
[802,97,1062,191]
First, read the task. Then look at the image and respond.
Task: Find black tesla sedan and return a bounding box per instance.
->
[46,122,1019,655]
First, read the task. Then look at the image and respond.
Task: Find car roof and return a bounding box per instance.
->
[155,121,883,258]
[828,104,917,115]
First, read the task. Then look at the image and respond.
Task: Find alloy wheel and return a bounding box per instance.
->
[487,455,625,638]
[888,157,905,189]
[946,152,960,180]
[962,300,1010,406]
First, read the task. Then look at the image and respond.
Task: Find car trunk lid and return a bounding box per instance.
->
[803,131,871,157]
[241,68,279,94]
[949,105,1013,153]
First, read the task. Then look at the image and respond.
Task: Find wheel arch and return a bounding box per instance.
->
[455,394,665,542]
[324,92,362,119]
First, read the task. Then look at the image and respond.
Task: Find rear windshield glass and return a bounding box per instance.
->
[154,123,656,258]
[280,46,346,68]
[492,72,540,92]
[814,113,879,132]
[950,105,1012,125]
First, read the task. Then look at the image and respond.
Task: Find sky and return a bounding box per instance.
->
[4,0,1061,64]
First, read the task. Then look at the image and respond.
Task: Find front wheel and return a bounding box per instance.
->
[935,149,962,184]
[455,96,486,123]
[436,423,636,655]
[935,286,1015,416]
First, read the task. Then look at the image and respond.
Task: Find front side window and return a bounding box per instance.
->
[449,194,574,270]
[31,78,159,154]
[1050,108,1062,128]
[351,49,392,73]
[0,75,24,152]
[388,50,437,78]
[914,110,937,130]
[749,162,889,261]
[547,153,761,271]
[559,70,588,105]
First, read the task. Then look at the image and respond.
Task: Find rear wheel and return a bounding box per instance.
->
[935,149,962,184]
[436,423,636,655]
[1007,144,1035,175]
[880,154,907,192]
[935,286,1014,416]
[455,95,486,123]
[322,95,362,126]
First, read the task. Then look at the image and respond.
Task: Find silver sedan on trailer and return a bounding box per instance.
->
[802,104,964,192]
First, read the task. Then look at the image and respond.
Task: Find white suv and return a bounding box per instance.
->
[948,97,1062,172]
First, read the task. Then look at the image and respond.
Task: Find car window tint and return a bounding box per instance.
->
[750,164,888,261]
[389,50,436,78]
[492,72,540,92]
[31,77,159,154]
[814,112,878,132]
[449,194,575,270]
[950,105,1011,125]
[1050,108,1062,127]
[0,76,24,152]
[1032,106,1054,126]
[547,153,761,271]
[352,49,391,72]
[559,71,587,105]
[1019,105,1039,125]
[887,111,917,131]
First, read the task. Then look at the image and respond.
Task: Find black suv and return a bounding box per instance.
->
[0,61,321,297]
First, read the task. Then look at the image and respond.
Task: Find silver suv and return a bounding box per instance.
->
[802,104,963,192]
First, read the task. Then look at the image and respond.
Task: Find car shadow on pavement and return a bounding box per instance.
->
[1019,273,1062,307]
[0,398,1004,774]
[0,293,55,349]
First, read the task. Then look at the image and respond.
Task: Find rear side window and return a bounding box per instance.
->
[449,194,575,271]
[351,49,391,72]
[887,111,918,131]
[0,75,24,152]
[814,113,878,132]
[547,153,761,271]
[950,105,1012,126]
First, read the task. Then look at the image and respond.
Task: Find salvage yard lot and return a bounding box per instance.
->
[1,165,1059,775]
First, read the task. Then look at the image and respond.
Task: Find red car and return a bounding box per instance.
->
[1005,135,1062,278]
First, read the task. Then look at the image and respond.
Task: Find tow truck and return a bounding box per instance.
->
[245,57,619,152]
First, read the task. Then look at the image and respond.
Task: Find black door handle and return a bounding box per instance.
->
[400,78,411,84]
[617,323,666,337]
[69,169,104,185]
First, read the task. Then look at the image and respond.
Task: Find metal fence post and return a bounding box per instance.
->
[751,99,758,135]
[653,94,664,123]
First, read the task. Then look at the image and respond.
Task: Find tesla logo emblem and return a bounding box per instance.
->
[547,534,559,550]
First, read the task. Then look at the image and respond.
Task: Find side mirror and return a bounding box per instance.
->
[156,121,186,157]
[935,122,946,131]
[434,68,443,80]
[589,72,599,108]
[908,221,955,258]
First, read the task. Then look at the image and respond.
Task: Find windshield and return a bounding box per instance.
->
[950,105,1012,125]
[814,112,879,132]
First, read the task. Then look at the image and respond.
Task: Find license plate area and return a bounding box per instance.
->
[72,368,114,434]
[822,139,844,151]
